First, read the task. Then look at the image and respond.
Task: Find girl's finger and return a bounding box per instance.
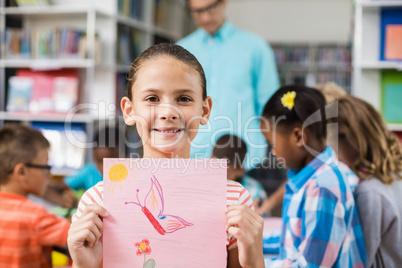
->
[80,204,109,218]
[227,206,262,227]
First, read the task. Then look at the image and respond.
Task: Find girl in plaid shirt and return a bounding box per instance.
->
[260,85,367,267]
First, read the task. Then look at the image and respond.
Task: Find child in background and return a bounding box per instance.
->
[260,85,366,267]
[67,43,264,268]
[316,81,347,104]
[212,134,268,208]
[336,96,402,267]
[0,124,70,268]
[64,126,120,191]
[256,81,349,217]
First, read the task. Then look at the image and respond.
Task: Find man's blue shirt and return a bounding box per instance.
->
[177,21,279,168]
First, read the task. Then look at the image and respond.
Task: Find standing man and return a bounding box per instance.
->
[177,0,279,168]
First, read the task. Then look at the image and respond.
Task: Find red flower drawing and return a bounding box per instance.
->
[135,239,152,256]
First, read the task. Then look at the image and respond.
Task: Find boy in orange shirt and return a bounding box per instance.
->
[0,124,70,268]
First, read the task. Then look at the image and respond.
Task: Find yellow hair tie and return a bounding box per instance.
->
[281,91,296,110]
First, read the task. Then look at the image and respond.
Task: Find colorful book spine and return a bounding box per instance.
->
[6,76,34,112]
[3,27,89,60]
[6,69,79,114]
[380,8,402,61]
[381,70,402,123]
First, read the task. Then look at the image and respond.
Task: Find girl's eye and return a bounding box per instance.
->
[178,96,192,102]
[145,96,159,102]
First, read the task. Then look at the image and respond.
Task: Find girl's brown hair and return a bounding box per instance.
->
[337,96,402,184]
[126,43,207,101]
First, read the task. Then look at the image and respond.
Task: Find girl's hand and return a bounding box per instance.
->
[226,205,265,268]
[67,205,108,268]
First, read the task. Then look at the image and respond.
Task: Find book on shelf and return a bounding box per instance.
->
[380,8,402,61]
[15,0,49,6]
[272,45,311,66]
[154,0,167,28]
[53,77,80,113]
[381,70,402,123]
[6,69,79,114]
[385,25,402,60]
[77,33,101,63]
[19,70,54,113]
[117,24,142,65]
[272,45,351,67]
[6,76,34,112]
[118,0,144,21]
[317,47,351,67]
[31,122,87,171]
[271,44,351,90]
[3,27,100,61]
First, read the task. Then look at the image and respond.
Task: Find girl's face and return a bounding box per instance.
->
[122,56,212,158]
[261,120,305,170]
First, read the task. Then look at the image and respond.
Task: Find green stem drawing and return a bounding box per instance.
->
[137,241,156,268]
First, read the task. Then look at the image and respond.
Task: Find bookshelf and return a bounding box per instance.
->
[353,0,402,130]
[0,0,188,174]
[272,43,352,92]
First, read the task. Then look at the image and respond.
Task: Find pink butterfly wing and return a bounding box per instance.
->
[144,176,193,234]
[158,214,193,234]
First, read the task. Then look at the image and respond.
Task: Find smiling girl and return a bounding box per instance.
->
[67,43,264,268]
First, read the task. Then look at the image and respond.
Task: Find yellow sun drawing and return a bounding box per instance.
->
[106,162,135,193]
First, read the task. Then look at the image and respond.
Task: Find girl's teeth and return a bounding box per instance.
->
[159,129,180,133]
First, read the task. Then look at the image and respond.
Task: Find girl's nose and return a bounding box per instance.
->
[160,114,178,120]
[158,106,179,120]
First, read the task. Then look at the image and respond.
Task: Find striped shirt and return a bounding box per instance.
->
[72,180,253,251]
[265,146,367,268]
[0,192,70,268]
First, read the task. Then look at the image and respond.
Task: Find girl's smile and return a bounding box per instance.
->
[153,127,185,136]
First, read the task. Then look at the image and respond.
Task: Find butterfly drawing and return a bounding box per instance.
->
[125,175,193,235]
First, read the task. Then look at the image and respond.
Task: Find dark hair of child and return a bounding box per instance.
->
[0,124,50,184]
[261,85,327,141]
[212,134,247,169]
